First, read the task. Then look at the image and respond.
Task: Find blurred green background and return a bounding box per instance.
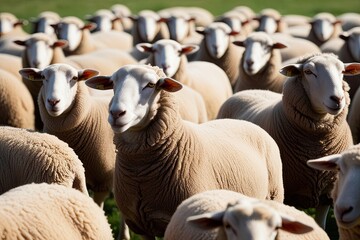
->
[2,0,359,239]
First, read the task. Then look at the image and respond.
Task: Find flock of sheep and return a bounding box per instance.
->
[0,3,360,240]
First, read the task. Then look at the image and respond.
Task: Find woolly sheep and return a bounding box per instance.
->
[232,31,287,93]
[0,126,88,195]
[110,4,133,33]
[0,12,28,56]
[321,27,360,99]
[231,6,257,30]
[254,8,288,34]
[158,6,214,27]
[217,53,359,228]
[138,39,233,120]
[85,64,285,239]
[165,189,330,240]
[308,144,360,240]
[348,88,360,144]
[0,52,22,80]
[338,12,360,31]
[282,14,311,27]
[85,9,124,32]
[0,183,113,240]
[29,11,61,38]
[214,10,252,40]
[194,22,244,89]
[0,68,34,129]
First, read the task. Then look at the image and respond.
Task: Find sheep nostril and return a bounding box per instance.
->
[340,206,354,219]
[111,110,126,119]
[330,95,343,104]
[246,59,254,66]
[47,99,60,107]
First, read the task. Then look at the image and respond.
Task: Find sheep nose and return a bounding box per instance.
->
[246,59,254,67]
[337,205,354,221]
[47,98,60,107]
[330,95,343,105]
[110,109,126,119]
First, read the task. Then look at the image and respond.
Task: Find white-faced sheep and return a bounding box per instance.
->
[137,39,233,120]
[338,12,360,31]
[253,8,288,34]
[0,126,88,195]
[0,12,28,56]
[0,183,113,240]
[85,9,124,32]
[217,53,359,228]
[321,27,360,100]
[232,31,287,93]
[231,6,257,30]
[348,87,360,144]
[194,22,244,89]
[214,10,252,40]
[0,68,34,129]
[110,4,133,33]
[165,189,330,240]
[29,11,61,38]
[85,64,285,239]
[308,144,360,240]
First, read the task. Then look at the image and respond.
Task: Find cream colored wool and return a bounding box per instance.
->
[217,53,353,212]
[348,89,360,144]
[39,82,115,199]
[0,183,113,240]
[165,189,330,240]
[0,126,88,195]
[0,69,34,129]
[111,65,284,238]
[0,53,22,80]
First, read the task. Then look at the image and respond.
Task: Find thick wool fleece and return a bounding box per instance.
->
[349,89,360,144]
[0,69,34,129]
[0,126,87,194]
[39,82,115,193]
[113,90,284,238]
[234,49,285,93]
[0,183,113,240]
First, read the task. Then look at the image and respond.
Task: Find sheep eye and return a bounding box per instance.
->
[143,82,155,90]
[41,75,46,80]
[224,223,231,229]
[304,69,312,75]
[72,76,78,81]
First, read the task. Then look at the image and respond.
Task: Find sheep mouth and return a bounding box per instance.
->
[324,103,343,115]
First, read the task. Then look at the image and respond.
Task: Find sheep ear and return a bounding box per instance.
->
[332,19,342,25]
[156,77,183,92]
[78,69,99,81]
[52,40,68,48]
[195,26,205,35]
[279,64,302,77]
[339,32,349,41]
[19,68,43,81]
[307,154,341,171]
[343,63,360,76]
[136,43,154,53]
[13,40,26,46]
[180,45,199,55]
[14,19,28,27]
[187,211,225,230]
[280,213,314,234]
[158,17,168,23]
[82,22,97,31]
[85,76,113,90]
[273,42,287,49]
[233,40,245,47]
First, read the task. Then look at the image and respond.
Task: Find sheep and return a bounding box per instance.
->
[348,88,360,144]
[85,9,124,32]
[0,126,88,195]
[19,63,115,208]
[194,22,244,89]
[231,6,257,30]
[217,53,358,229]
[29,11,61,38]
[85,64,285,239]
[164,189,330,240]
[282,14,312,27]
[214,10,252,40]
[0,68,34,129]
[137,39,233,120]
[253,8,288,34]
[321,27,360,100]
[232,31,287,93]
[0,12,28,56]
[158,6,214,27]
[307,144,360,240]
[338,12,360,31]
[0,52,22,80]
[110,4,133,33]
[0,183,113,240]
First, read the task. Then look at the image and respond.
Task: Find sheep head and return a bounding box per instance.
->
[85,64,182,133]
[187,199,313,240]
[19,63,98,117]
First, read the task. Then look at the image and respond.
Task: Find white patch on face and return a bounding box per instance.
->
[37,18,56,35]
[168,17,189,42]
[0,19,13,34]
[205,28,229,59]
[27,40,53,69]
[224,18,242,33]
[138,16,157,42]
[348,33,360,61]
[153,42,181,78]
[42,66,78,117]
[94,16,112,32]
[243,41,272,75]
[58,23,82,51]
[313,20,334,42]
[259,16,277,34]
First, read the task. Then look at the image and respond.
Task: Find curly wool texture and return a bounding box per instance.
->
[0,69,34,129]
[113,88,284,237]
[217,54,353,209]
[39,82,115,193]
[165,189,330,240]
[0,126,87,195]
[0,183,113,240]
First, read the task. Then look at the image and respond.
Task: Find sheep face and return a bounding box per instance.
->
[85,65,182,133]
[131,12,162,43]
[311,19,336,42]
[31,16,58,35]
[341,27,360,62]
[199,22,234,59]
[257,16,278,34]
[187,199,313,240]
[86,10,116,32]
[56,22,83,51]
[164,16,192,42]
[19,64,98,117]
[0,16,15,35]
[307,149,360,229]
[220,16,243,34]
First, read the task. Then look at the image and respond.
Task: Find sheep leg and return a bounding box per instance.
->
[93,191,109,209]
[314,204,330,229]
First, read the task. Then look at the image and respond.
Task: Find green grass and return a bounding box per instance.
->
[2,0,358,239]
